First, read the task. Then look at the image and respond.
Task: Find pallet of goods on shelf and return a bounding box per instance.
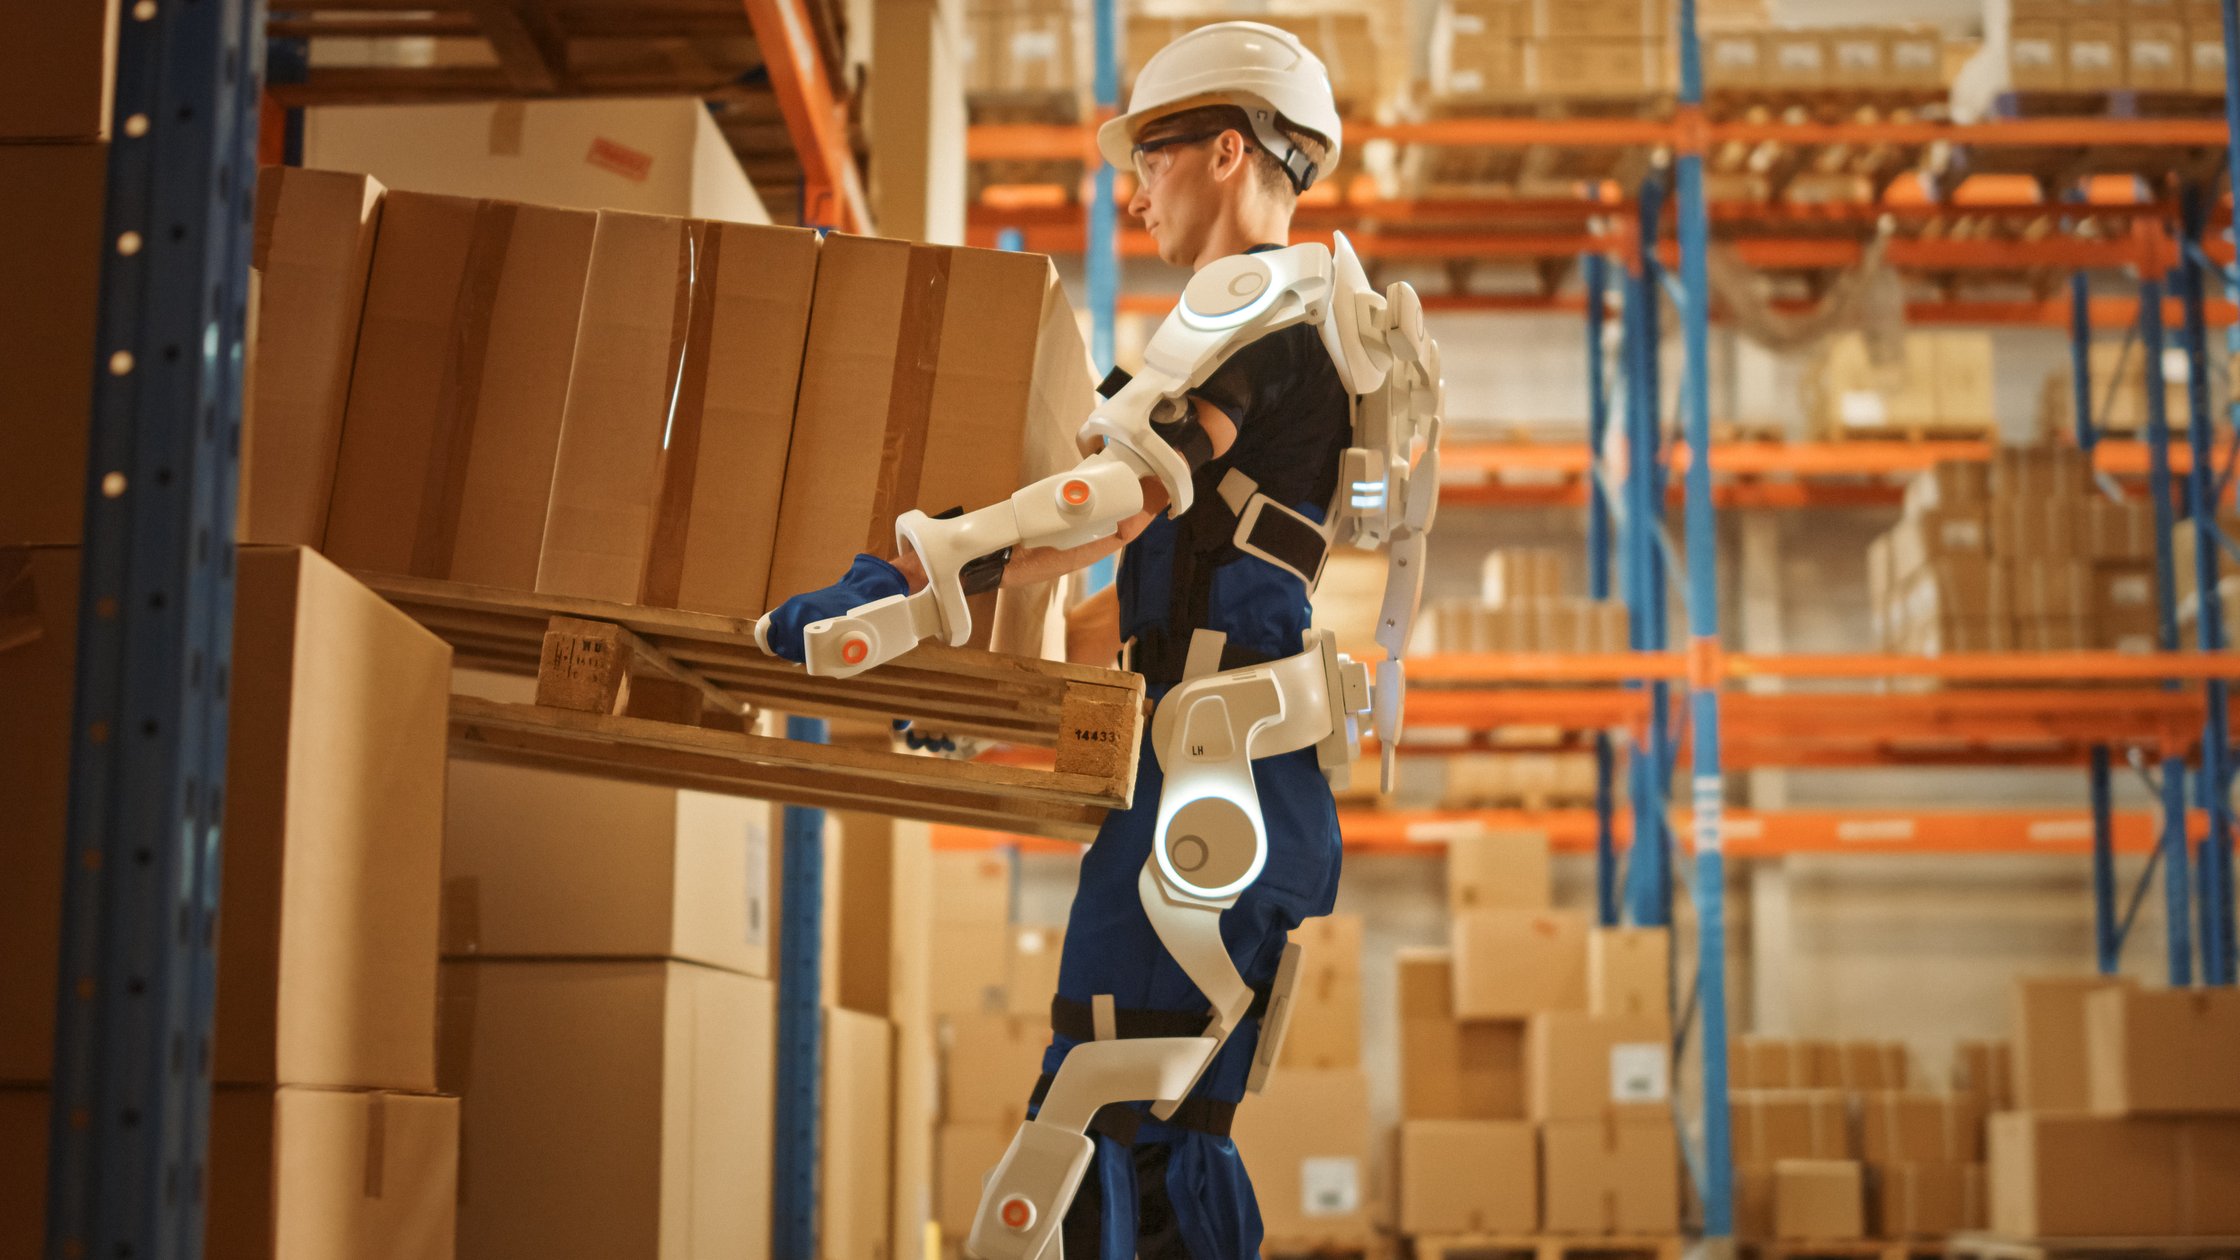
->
[2036,339,2200,440]
[963,0,1089,123]
[1866,450,2163,675]
[1999,0,2229,112]
[1421,547,1632,659]
[1423,0,1670,111]
[1811,331,1999,443]
[1986,975,2240,1241]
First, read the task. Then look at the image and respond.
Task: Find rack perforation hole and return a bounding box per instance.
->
[102,472,126,498]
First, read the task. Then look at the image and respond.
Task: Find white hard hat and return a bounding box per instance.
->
[1097,20,1343,193]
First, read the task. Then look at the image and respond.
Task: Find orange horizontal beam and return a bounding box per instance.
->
[1435,438,2197,484]
[1409,651,2240,685]
[930,806,2190,857]
[970,117,2234,162]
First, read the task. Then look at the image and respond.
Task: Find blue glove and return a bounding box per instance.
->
[758,553,908,663]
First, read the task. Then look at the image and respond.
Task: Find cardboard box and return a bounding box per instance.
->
[1281,958,1365,1070]
[1835,1041,1911,1090]
[1397,950,1526,1120]
[1775,1159,1865,1240]
[1432,0,1527,99]
[2129,19,2190,87]
[324,192,597,589]
[1858,1092,1985,1163]
[823,1007,895,1260]
[0,1088,47,1256]
[1005,923,1065,1018]
[942,1013,1048,1130]
[1482,548,1567,606]
[1448,829,1554,911]
[1705,30,1764,85]
[1765,31,1830,85]
[929,920,1012,1015]
[1874,1161,1984,1237]
[769,235,1094,651]
[1452,909,1589,1018]
[1888,29,1946,86]
[1587,928,1669,1018]
[1532,0,1662,39]
[936,1122,1014,1238]
[869,0,968,246]
[2087,500,2158,561]
[890,1016,937,1260]
[304,97,771,226]
[1890,510,1991,579]
[535,212,820,615]
[1904,460,1992,516]
[2009,558,2094,619]
[2188,20,2228,92]
[0,144,107,545]
[438,959,776,1258]
[2085,985,2240,1114]
[1934,332,1998,425]
[1827,28,1888,85]
[206,1086,460,1260]
[1989,1113,2240,1236]
[1231,1069,1376,1245]
[2009,19,2068,88]
[241,167,385,547]
[1398,1120,1538,1235]
[2014,974,2133,1110]
[1732,1037,1842,1089]
[1953,1040,2014,1110]
[0,2,112,140]
[1528,1012,1672,1120]
[210,547,448,1091]
[1523,37,1667,95]
[933,850,1013,927]
[1542,1115,1680,1233]
[442,761,780,977]
[835,811,935,1023]
[2069,20,2126,88]
[1733,1090,1852,1164]
[1992,445,2093,504]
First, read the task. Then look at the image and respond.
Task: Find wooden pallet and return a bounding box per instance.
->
[1947,1235,2240,1260]
[1412,1234,1686,1260]
[1267,1238,1399,1260]
[1745,1240,1949,1260]
[1989,90,2226,121]
[358,572,1144,842]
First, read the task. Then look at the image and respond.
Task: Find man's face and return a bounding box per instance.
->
[1125,124,1234,268]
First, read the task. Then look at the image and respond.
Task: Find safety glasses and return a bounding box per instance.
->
[1129,129,1226,189]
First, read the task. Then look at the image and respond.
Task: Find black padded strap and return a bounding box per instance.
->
[1098,365,1133,400]
[1238,499,1329,582]
[1117,632,1278,687]
[1047,991,1273,1043]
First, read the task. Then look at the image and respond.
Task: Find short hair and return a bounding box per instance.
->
[1134,103,1332,200]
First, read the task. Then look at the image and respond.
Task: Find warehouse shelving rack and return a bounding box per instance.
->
[46,2,878,1256]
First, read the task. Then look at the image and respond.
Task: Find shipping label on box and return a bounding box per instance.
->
[1529,1012,1672,1120]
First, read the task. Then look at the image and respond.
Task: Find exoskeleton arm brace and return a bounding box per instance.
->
[765,244,1340,679]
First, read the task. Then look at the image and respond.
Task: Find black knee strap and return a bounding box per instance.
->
[1046,991,1272,1044]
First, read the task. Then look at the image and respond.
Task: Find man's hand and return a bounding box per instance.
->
[754,554,909,663]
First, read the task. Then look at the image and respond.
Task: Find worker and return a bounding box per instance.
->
[761,22,1442,1257]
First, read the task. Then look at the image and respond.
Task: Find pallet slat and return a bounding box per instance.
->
[359,572,1145,841]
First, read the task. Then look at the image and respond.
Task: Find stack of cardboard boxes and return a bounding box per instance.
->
[964,0,1087,111]
[1814,331,1998,440]
[1701,25,1955,93]
[1127,9,1382,113]
[1397,831,1681,1240]
[2,546,462,1257]
[2174,514,2240,644]
[1729,1038,1988,1240]
[1427,0,1671,103]
[6,162,1096,660]
[1993,976,2240,1236]
[931,853,1075,1247]
[435,757,792,1257]
[1423,549,1627,809]
[2006,0,2228,96]
[1233,914,1381,1248]
[1869,452,2161,661]
[2038,340,2200,439]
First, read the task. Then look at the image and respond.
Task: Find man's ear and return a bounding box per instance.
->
[1213,128,1252,182]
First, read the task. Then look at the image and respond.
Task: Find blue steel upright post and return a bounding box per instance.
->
[1621,178,1674,930]
[2139,268,2198,985]
[1674,0,1736,1240]
[46,1,266,1256]
[773,718,831,1259]
[2177,187,2236,985]
[1586,250,1620,928]
[1087,0,1119,375]
[2069,278,2123,975]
